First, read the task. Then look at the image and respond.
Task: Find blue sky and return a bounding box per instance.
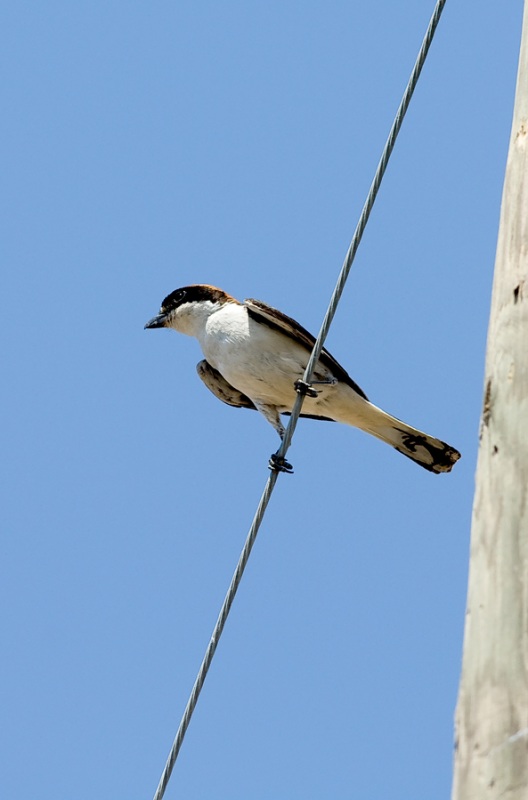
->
[2,2,523,798]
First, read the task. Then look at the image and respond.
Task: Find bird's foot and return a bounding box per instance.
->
[312,377,337,386]
[294,379,319,398]
[269,452,294,474]
[294,377,338,397]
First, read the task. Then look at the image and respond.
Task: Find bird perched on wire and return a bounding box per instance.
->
[145,284,461,474]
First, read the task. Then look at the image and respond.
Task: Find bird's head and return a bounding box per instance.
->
[144,284,236,337]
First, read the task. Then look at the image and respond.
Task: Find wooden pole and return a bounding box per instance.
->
[452,4,528,798]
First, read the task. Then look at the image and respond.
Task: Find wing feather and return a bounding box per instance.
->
[196,359,335,422]
[245,298,368,400]
[196,360,256,409]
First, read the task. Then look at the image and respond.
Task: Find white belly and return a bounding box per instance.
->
[197,303,330,410]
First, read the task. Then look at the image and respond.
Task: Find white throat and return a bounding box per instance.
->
[167,299,223,338]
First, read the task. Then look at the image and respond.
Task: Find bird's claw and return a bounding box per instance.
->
[294,379,319,398]
[269,453,294,474]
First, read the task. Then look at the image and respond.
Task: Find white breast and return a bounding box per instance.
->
[196,303,323,408]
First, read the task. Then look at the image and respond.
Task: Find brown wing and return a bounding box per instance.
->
[196,360,256,409]
[196,359,335,422]
[245,298,368,400]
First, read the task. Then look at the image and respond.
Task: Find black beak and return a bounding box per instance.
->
[144,313,167,330]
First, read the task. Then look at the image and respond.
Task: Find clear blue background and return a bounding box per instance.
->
[2,2,522,798]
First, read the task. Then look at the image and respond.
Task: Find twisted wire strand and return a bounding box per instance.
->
[153,2,447,797]
[152,471,279,800]
[277,0,447,459]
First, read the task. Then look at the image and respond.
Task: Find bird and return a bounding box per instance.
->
[145,284,461,474]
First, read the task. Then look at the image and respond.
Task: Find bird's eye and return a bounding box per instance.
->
[161,288,187,312]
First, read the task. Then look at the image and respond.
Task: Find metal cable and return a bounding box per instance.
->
[152,2,447,797]
[276,0,447,460]
[153,472,278,800]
